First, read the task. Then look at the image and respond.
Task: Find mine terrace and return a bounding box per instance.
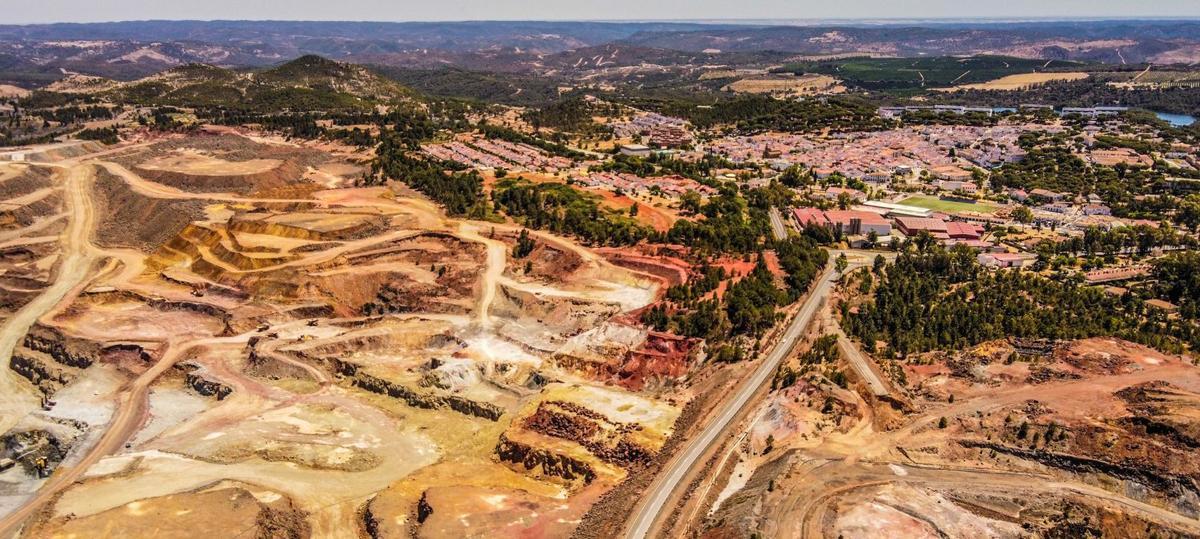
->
[0,17,1198,539]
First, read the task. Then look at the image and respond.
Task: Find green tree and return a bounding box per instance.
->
[1012,205,1034,224]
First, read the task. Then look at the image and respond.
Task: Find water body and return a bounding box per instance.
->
[1154,112,1196,127]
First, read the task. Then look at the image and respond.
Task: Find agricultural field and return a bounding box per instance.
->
[947,72,1090,91]
[722,74,844,96]
[780,56,1088,92]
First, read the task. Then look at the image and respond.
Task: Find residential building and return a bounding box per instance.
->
[1084,264,1151,284]
[619,144,652,158]
[978,252,1038,268]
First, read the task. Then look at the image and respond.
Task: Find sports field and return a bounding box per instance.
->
[898,194,999,214]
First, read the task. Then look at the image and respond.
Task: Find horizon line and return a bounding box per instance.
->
[5,16,1200,26]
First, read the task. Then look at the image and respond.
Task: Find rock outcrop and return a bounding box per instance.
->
[495,433,597,484]
[334,359,504,421]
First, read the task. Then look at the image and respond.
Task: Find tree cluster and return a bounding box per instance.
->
[492,178,651,246]
[846,244,1197,356]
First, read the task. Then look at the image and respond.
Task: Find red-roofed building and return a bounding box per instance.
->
[824,210,892,236]
[792,208,891,236]
[792,207,827,228]
[945,221,983,241]
[895,216,948,236]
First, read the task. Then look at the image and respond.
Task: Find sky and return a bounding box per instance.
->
[5,0,1200,25]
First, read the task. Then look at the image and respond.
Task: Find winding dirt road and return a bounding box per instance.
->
[0,164,101,433]
[0,163,107,537]
[0,336,246,537]
[457,222,508,328]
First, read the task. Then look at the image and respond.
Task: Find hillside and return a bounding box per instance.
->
[618,21,1200,63]
[109,55,413,111]
[2,20,1199,87]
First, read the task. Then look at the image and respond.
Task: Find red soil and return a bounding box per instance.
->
[594,246,692,290]
[618,330,700,391]
[705,257,757,301]
[586,188,677,232]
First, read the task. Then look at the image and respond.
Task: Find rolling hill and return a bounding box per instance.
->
[95,55,413,111]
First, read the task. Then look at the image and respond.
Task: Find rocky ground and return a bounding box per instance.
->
[0,131,700,538]
[693,330,1200,539]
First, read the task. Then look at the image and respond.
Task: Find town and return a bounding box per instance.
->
[0,13,1198,539]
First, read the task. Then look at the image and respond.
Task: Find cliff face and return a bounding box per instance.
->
[960,440,1200,517]
[495,433,597,484]
[521,400,653,469]
[554,326,698,391]
[92,167,206,253]
[10,350,77,395]
[9,325,101,395]
[333,359,505,421]
[133,159,306,195]
[183,368,233,400]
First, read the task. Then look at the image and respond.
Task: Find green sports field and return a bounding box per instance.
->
[897,195,1000,214]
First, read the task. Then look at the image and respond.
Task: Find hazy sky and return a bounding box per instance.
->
[5,0,1200,25]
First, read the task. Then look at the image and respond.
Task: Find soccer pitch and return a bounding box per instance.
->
[898,195,1000,214]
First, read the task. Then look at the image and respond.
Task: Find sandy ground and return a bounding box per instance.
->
[724,74,844,95]
[0,85,29,99]
[136,150,283,176]
[0,132,682,538]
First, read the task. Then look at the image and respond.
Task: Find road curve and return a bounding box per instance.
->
[0,337,241,537]
[625,258,848,539]
[0,164,100,432]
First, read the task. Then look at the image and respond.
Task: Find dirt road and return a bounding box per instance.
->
[0,164,101,433]
[0,336,244,537]
[457,222,508,328]
[777,459,1200,539]
[0,163,108,536]
[836,330,889,397]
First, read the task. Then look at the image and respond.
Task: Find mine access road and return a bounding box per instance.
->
[625,251,872,539]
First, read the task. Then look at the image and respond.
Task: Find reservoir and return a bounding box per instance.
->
[1155,112,1196,127]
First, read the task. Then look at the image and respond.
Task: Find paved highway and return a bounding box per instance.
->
[625,255,867,538]
[768,207,789,241]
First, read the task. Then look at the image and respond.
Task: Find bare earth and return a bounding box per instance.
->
[945,72,1090,91]
[0,132,680,539]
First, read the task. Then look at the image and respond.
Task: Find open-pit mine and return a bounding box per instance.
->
[2,124,1200,539]
[0,130,686,538]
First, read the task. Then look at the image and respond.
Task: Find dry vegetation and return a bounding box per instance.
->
[723,74,844,96]
[944,72,1090,91]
